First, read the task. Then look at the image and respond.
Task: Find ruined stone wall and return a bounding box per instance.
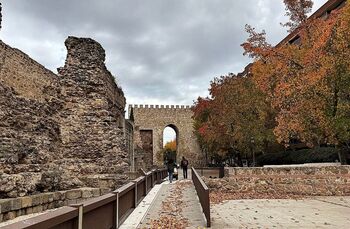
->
[131,105,202,168]
[0,37,129,198]
[0,41,64,198]
[57,37,128,186]
[205,166,350,198]
[0,41,60,102]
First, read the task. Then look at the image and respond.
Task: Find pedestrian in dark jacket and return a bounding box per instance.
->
[167,159,175,183]
[180,156,189,179]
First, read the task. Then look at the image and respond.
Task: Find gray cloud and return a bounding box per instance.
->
[0,0,327,106]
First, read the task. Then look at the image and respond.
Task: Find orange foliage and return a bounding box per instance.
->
[164,139,177,151]
[194,0,350,155]
[242,1,350,147]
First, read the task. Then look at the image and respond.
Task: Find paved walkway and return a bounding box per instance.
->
[211,196,350,228]
[121,169,206,229]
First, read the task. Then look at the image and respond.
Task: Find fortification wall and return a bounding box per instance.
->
[0,41,60,101]
[0,37,129,198]
[131,104,202,168]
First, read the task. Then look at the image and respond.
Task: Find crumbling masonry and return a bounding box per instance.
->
[0,37,130,198]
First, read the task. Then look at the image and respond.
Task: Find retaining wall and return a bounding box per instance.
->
[0,187,109,223]
[209,166,350,196]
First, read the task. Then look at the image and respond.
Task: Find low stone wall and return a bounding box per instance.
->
[205,166,350,201]
[0,187,109,223]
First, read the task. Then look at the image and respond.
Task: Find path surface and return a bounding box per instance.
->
[211,196,350,228]
[137,169,206,229]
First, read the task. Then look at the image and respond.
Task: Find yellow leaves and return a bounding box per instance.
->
[164,140,177,151]
[145,181,191,229]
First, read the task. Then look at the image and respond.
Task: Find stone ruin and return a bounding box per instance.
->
[0,36,130,198]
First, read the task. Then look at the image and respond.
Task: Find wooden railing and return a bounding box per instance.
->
[2,168,168,229]
[191,167,211,227]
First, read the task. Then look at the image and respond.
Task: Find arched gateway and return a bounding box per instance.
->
[129,105,201,169]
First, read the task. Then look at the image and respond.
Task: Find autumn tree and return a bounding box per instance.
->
[193,73,278,164]
[164,139,177,151]
[194,0,350,165]
[242,0,350,162]
[281,0,313,32]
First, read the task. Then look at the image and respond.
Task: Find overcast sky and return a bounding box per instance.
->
[0,0,327,107]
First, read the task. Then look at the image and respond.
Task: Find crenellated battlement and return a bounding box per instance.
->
[129,104,193,110]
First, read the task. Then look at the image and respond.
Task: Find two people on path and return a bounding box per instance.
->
[166,156,189,182]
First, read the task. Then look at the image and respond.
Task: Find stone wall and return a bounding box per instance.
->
[131,105,202,169]
[0,41,64,198]
[0,188,109,223]
[0,37,129,198]
[57,37,128,186]
[205,166,350,199]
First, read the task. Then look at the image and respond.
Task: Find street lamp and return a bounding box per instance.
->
[250,137,255,167]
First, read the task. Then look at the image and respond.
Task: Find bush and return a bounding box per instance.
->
[257,147,340,166]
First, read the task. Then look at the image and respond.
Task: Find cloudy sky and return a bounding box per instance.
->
[0,0,327,107]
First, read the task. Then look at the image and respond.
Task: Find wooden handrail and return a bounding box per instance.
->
[192,167,211,227]
[3,169,166,229]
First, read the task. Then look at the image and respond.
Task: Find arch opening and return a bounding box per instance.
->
[162,124,178,164]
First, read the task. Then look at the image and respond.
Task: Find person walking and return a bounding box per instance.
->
[167,159,175,183]
[180,156,189,179]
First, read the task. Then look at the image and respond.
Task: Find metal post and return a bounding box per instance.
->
[132,181,138,207]
[115,191,119,228]
[78,205,83,229]
[70,203,83,229]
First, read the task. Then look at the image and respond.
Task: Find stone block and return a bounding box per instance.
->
[54,200,64,208]
[16,209,24,217]
[47,202,54,210]
[0,213,3,223]
[47,193,54,202]
[10,198,22,211]
[58,191,66,200]
[0,199,12,213]
[81,188,93,198]
[21,196,33,208]
[32,205,43,214]
[67,199,77,205]
[3,211,16,221]
[41,194,49,204]
[31,194,43,206]
[53,192,62,201]
[42,203,48,211]
[26,207,33,214]
[100,188,111,195]
[66,189,82,200]
[92,188,100,197]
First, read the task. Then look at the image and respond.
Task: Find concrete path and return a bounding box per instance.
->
[135,169,206,229]
[211,196,350,228]
[119,182,164,229]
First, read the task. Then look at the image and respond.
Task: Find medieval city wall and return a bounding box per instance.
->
[0,37,129,199]
[131,104,202,169]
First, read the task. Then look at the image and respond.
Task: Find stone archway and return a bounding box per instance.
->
[162,124,179,163]
[130,105,201,169]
